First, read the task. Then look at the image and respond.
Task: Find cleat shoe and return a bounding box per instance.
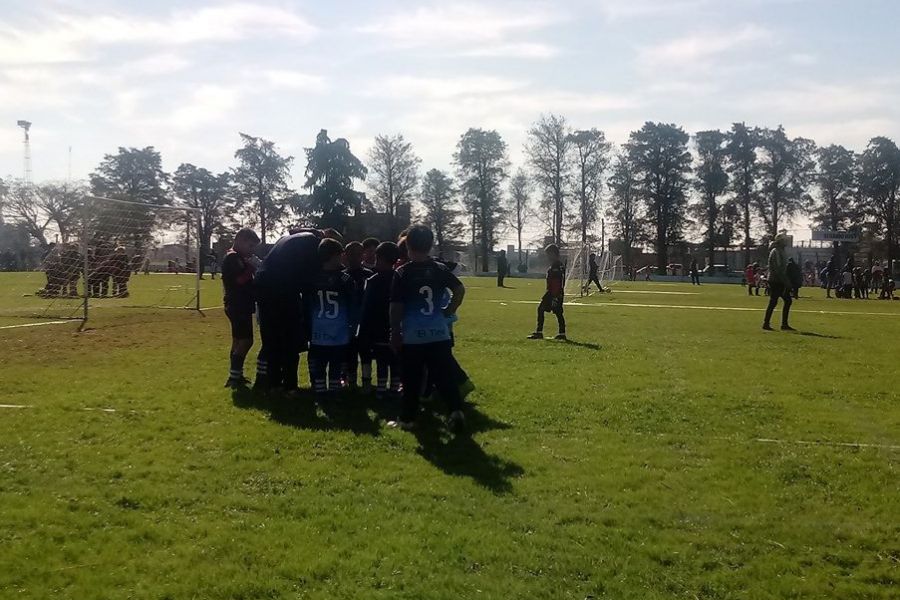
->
[554,333,568,340]
[781,325,796,331]
[459,379,475,400]
[224,377,248,388]
[526,332,544,340]
[762,324,773,331]
[388,419,415,431]
[448,410,466,433]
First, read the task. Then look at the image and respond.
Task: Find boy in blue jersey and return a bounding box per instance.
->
[357,241,401,400]
[390,225,467,431]
[307,238,358,395]
[342,241,374,391]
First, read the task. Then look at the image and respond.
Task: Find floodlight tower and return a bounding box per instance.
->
[17,120,32,184]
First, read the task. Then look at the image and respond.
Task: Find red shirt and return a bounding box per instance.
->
[546,261,564,296]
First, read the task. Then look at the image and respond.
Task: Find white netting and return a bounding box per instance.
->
[564,245,623,297]
[1,195,201,323]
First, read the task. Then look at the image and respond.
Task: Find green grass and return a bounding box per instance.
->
[1,273,898,599]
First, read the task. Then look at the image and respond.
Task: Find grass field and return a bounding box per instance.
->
[1,272,898,599]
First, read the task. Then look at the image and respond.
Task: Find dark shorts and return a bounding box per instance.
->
[539,292,563,313]
[226,307,253,339]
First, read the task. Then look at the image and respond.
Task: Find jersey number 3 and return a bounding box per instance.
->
[317,290,339,319]
[419,285,435,316]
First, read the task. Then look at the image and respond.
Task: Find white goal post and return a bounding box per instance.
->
[564,244,623,297]
[15,195,203,325]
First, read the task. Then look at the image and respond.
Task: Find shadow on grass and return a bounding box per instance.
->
[792,330,842,340]
[413,405,523,494]
[231,387,381,436]
[560,338,602,351]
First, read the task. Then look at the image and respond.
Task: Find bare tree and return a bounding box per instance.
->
[507,169,531,264]
[526,113,571,245]
[420,169,463,253]
[368,133,421,218]
[568,128,611,245]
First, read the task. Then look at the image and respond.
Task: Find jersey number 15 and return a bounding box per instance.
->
[317,290,339,319]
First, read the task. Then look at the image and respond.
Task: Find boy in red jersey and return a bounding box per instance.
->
[528,244,566,340]
[222,228,261,387]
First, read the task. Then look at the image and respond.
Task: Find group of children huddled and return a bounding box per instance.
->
[39,242,134,299]
[821,258,896,300]
[221,224,473,431]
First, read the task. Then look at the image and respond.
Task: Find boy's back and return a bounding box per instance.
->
[359,270,393,344]
[391,259,460,344]
[309,269,357,346]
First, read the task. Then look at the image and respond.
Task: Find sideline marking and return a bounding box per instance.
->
[0,320,72,330]
[490,299,900,318]
[753,437,900,451]
[0,404,33,409]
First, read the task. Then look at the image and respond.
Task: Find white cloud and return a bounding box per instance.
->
[261,70,328,93]
[593,0,708,20]
[737,81,896,116]
[0,3,317,64]
[370,75,529,99]
[359,3,563,58]
[638,24,772,68]
[128,53,192,75]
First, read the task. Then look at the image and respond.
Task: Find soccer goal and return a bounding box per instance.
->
[2,196,202,326]
[564,245,624,297]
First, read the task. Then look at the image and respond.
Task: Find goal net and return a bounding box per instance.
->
[564,245,623,297]
[1,195,201,325]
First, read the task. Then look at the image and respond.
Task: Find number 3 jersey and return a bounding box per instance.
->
[390,259,462,345]
[307,269,358,346]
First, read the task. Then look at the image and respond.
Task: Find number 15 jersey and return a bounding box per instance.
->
[390,259,461,345]
[308,269,358,346]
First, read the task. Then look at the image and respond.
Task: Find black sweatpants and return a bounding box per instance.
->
[400,340,461,422]
[536,292,565,334]
[257,292,305,389]
[764,281,793,327]
[372,344,400,394]
[309,344,345,393]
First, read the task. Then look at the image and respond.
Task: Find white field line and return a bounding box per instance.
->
[568,290,699,296]
[0,320,72,330]
[490,299,900,318]
[0,404,34,409]
[753,437,900,451]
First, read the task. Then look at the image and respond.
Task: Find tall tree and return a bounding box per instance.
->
[302,129,367,230]
[368,133,421,219]
[813,144,857,235]
[725,122,760,264]
[626,122,692,271]
[525,113,571,244]
[454,128,509,272]
[4,180,52,247]
[568,128,612,246]
[420,168,463,253]
[507,169,531,264]
[692,130,729,266]
[607,153,642,267]
[755,126,816,238]
[858,136,900,272]
[90,146,169,205]
[173,164,233,269]
[37,181,86,244]
[232,133,294,244]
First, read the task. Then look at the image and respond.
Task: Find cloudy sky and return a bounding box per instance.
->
[2,0,899,235]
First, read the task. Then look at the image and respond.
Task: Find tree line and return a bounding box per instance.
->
[2,118,899,272]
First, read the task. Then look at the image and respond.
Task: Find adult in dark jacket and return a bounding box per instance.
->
[253,229,324,392]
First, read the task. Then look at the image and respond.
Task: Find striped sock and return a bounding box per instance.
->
[229,352,244,380]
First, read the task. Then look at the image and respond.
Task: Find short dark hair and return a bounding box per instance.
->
[344,241,363,255]
[235,228,260,244]
[362,237,379,249]
[397,237,408,259]
[545,243,559,255]
[375,241,400,264]
[405,225,434,253]
[322,228,343,243]
[318,238,344,261]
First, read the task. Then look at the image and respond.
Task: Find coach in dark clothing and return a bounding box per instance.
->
[253,230,323,392]
[497,250,509,287]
